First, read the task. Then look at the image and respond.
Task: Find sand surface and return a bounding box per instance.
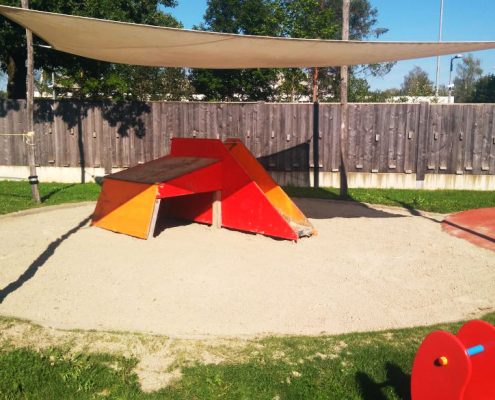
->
[0,199,494,337]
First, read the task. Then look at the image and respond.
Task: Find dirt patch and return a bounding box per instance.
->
[0,317,250,392]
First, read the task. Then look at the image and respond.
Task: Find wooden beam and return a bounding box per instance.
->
[147,199,161,239]
[21,0,40,203]
[212,191,222,229]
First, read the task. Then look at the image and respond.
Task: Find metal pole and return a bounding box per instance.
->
[448,57,454,104]
[434,0,444,96]
[339,0,350,198]
[21,0,41,203]
[448,55,463,104]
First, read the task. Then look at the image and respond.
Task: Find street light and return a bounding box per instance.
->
[448,54,463,104]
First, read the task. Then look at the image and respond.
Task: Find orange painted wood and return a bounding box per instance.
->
[92,179,157,239]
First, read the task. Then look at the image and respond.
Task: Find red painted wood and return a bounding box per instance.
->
[411,330,470,400]
[165,193,213,225]
[94,138,308,240]
[156,161,222,198]
[169,138,299,240]
[412,321,495,400]
[457,321,495,400]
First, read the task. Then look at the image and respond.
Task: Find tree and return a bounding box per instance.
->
[400,66,434,97]
[278,68,309,102]
[469,74,495,103]
[437,84,449,96]
[190,0,392,101]
[281,0,394,101]
[0,0,185,99]
[189,0,285,101]
[453,54,483,103]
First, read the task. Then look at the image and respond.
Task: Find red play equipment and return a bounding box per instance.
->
[411,320,495,400]
[92,138,315,240]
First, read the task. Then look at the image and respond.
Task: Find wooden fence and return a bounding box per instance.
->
[1,100,494,184]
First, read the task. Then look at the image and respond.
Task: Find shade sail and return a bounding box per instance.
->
[1,5,494,69]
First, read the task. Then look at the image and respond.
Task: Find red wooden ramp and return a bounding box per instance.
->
[442,208,495,252]
[92,138,315,240]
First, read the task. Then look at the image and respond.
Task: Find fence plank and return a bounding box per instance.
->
[1,100,494,185]
[416,102,430,181]
[472,105,484,174]
[489,107,495,174]
[463,106,474,172]
[480,104,492,172]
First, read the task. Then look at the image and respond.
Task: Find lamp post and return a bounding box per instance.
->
[448,54,463,104]
[434,0,444,96]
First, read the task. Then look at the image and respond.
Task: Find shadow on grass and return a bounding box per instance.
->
[356,363,411,400]
[390,194,495,244]
[388,198,423,217]
[286,187,405,219]
[40,184,77,202]
[0,216,91,304]
[0,192,32,200]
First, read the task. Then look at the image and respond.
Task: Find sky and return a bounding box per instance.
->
[164,0,495,91]
[1,0,494,92]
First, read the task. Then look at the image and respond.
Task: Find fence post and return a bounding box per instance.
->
[416,101,430,188]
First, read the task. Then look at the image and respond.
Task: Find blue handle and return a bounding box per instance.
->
[466,344,484,356]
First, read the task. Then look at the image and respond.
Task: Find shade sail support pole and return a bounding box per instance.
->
[339,0,350,198]
[21,0,40,204]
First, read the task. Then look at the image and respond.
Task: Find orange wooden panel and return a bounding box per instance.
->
[92,179,157,239]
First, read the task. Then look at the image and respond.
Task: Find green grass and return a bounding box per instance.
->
[0,181,493,216]
[0,181,100,215]
[0,350,141,399]
[285,186,495,214]
[0,313,494,399]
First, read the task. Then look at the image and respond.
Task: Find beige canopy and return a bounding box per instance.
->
[1,5,494,69]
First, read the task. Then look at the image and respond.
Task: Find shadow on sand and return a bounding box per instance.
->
[292,198,406,220]
[0,216,91,304]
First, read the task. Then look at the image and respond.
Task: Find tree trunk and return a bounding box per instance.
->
[7,51,27,99]
[339,0,350,198]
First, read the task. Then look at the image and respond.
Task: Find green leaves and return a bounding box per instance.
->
[400,66,435,97]
[453,54,484,103]
[192,0,392,101]
[0,0,184,100]
[282,0,337,39]
[470,74,495,103]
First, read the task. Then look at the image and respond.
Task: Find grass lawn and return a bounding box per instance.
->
[0,181,100,215]
[0,313,494,399]
[1,180,493,215]
[285,186,495,214]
